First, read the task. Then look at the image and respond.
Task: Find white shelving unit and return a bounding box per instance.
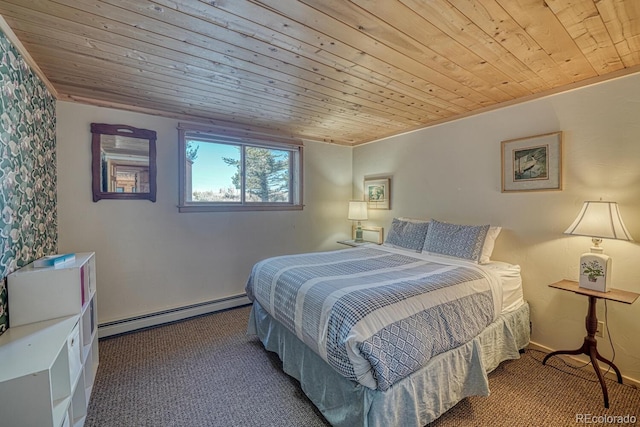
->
[0,252,98,427]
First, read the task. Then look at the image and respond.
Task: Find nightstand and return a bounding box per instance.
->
[543,279,639,408]
[337,240,370,247]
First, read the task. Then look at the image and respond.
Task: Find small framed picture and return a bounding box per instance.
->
[364,178,390,210]
[501,132,562,192]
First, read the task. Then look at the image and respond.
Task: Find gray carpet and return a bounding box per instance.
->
[86,305,640,426]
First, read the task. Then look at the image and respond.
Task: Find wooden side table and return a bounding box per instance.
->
[543,279,639,408]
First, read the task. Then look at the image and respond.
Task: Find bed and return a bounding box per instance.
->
[246,218,530,426]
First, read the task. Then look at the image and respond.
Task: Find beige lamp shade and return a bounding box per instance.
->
[348,201,368,221]
[564,201,633,241]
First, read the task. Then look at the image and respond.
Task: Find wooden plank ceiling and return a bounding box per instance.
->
[1,0,640,145]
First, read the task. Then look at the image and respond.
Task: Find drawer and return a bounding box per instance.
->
[67,321,82,382]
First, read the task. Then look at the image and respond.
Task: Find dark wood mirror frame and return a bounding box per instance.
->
[91,123,157,202]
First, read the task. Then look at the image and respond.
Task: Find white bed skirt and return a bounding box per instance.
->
[248,300,530,427]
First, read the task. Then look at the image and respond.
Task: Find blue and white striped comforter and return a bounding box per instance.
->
[246,245,502,391]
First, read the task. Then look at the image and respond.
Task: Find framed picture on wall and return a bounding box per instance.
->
[501,131,563,192]
[364,178,390,209]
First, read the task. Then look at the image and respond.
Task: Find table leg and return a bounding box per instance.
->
[595,350,623,383]
[588,342,610,408]
[542,346,584,363]
[541,296,621,408]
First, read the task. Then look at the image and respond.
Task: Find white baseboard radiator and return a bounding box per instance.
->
[98,294,251,338]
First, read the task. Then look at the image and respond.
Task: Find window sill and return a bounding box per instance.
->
[177,204,304,213]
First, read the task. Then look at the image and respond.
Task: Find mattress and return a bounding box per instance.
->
[482,260,524,314]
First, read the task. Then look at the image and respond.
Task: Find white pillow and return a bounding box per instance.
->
[479,226,502,264]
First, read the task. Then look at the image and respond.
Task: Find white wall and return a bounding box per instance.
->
[353,72,640,382]
[56,101,353,324]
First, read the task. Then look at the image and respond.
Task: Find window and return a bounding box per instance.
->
[178,125,303,212]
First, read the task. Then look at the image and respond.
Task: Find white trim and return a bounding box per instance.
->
[528,341,640,389]
[98,294,251,338]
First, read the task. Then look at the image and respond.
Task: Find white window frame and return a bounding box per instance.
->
[178,124,303,213]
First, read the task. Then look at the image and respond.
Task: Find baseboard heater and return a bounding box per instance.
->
[98,293,251,338]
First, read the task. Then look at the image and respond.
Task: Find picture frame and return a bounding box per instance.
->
[501,131,562,192]
[352,225,384,244]
[364,178,390,209]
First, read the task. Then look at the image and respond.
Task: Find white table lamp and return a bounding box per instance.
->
[348,201,368,243]
[564,201,633,292]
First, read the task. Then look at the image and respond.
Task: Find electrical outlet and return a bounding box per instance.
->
[596,321,605,337]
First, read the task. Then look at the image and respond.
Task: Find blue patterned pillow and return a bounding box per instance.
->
[384,218,430,252]
[422,220,490,262]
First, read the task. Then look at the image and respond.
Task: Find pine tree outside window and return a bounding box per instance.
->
[178,125,303,212]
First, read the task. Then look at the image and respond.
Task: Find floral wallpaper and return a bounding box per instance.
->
[0,28,57,335]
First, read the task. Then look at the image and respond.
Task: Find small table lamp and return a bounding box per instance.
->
[564,201,634,292]
[348,201,368,243]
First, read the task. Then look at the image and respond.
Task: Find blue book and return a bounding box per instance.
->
[33,253,76,268]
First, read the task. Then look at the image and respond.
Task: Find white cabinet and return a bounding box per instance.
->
[7,253,96,327]
[0,252,98,427]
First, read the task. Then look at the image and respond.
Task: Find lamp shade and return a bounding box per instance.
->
[564,201,633,241]
[348,201,368,221]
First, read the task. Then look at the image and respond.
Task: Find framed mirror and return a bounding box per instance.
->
[91,123,157,202]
